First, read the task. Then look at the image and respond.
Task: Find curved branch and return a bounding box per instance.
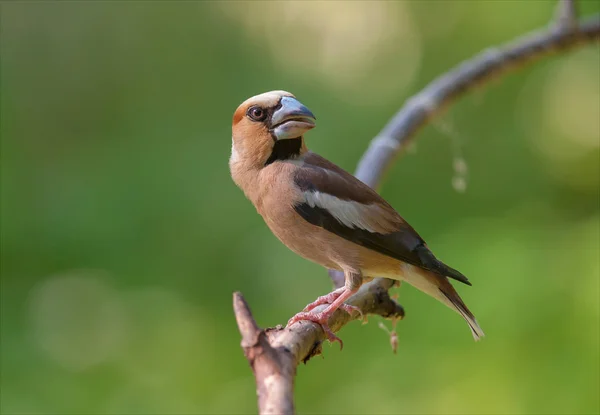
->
[235,9,600,415]
[353,14,599,189]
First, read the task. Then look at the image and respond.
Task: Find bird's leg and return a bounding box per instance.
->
[287,271,362,349]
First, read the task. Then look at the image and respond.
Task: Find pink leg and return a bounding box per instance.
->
[287,286,359,349]
[302,287,345,312]
[302,288,362,317]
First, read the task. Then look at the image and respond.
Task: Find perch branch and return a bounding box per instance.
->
[233,281,403,414]
[234,7,600,415]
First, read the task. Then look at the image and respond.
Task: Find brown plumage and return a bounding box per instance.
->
[230,90,484,346]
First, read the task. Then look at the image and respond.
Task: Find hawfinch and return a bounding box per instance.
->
[230,90,484,346]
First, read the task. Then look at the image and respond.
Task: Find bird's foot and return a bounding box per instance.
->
[302,287,345,312]
[302,288,362,318]
[287,311,344,349]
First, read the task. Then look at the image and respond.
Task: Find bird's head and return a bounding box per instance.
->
[231,91,316,168]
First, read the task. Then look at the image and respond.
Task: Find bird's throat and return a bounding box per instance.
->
[265,138,302,166]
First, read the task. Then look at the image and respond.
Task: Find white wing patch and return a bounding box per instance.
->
[303,191,396,233]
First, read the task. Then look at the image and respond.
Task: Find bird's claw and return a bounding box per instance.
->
[287,311,344,349]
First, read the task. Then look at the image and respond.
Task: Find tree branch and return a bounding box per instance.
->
[233,281,403,414]
[234,7,600,415]
[353,13,599,191]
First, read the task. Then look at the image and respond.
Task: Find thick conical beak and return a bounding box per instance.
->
[270,96,316,140]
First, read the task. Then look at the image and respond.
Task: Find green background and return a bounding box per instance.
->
[2,1,599,414]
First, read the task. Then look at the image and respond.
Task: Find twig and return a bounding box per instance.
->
[353,13,599,190]
[234,7,600,415]
[233,293,295,415]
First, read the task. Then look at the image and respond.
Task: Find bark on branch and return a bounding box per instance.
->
[233,279,403,414]
[234,7,600,415]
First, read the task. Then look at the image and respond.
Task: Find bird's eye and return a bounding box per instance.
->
[247,106,267,122]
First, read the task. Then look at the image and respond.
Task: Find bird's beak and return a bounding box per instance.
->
[270,96,316,140]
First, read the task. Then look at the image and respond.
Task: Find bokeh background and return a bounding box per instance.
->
[2,1,599,414]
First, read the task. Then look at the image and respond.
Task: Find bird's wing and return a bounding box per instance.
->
[292,152,471,285]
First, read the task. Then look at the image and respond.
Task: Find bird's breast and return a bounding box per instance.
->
[261,205,342,270]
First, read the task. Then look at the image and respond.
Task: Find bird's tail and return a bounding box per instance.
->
[438,278,485,341]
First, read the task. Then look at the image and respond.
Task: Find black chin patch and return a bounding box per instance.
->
[265,138,302,166]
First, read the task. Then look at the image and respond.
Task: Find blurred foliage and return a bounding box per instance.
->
[1,1,599,414]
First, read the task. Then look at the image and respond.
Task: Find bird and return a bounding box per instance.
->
[229,90,484,347]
